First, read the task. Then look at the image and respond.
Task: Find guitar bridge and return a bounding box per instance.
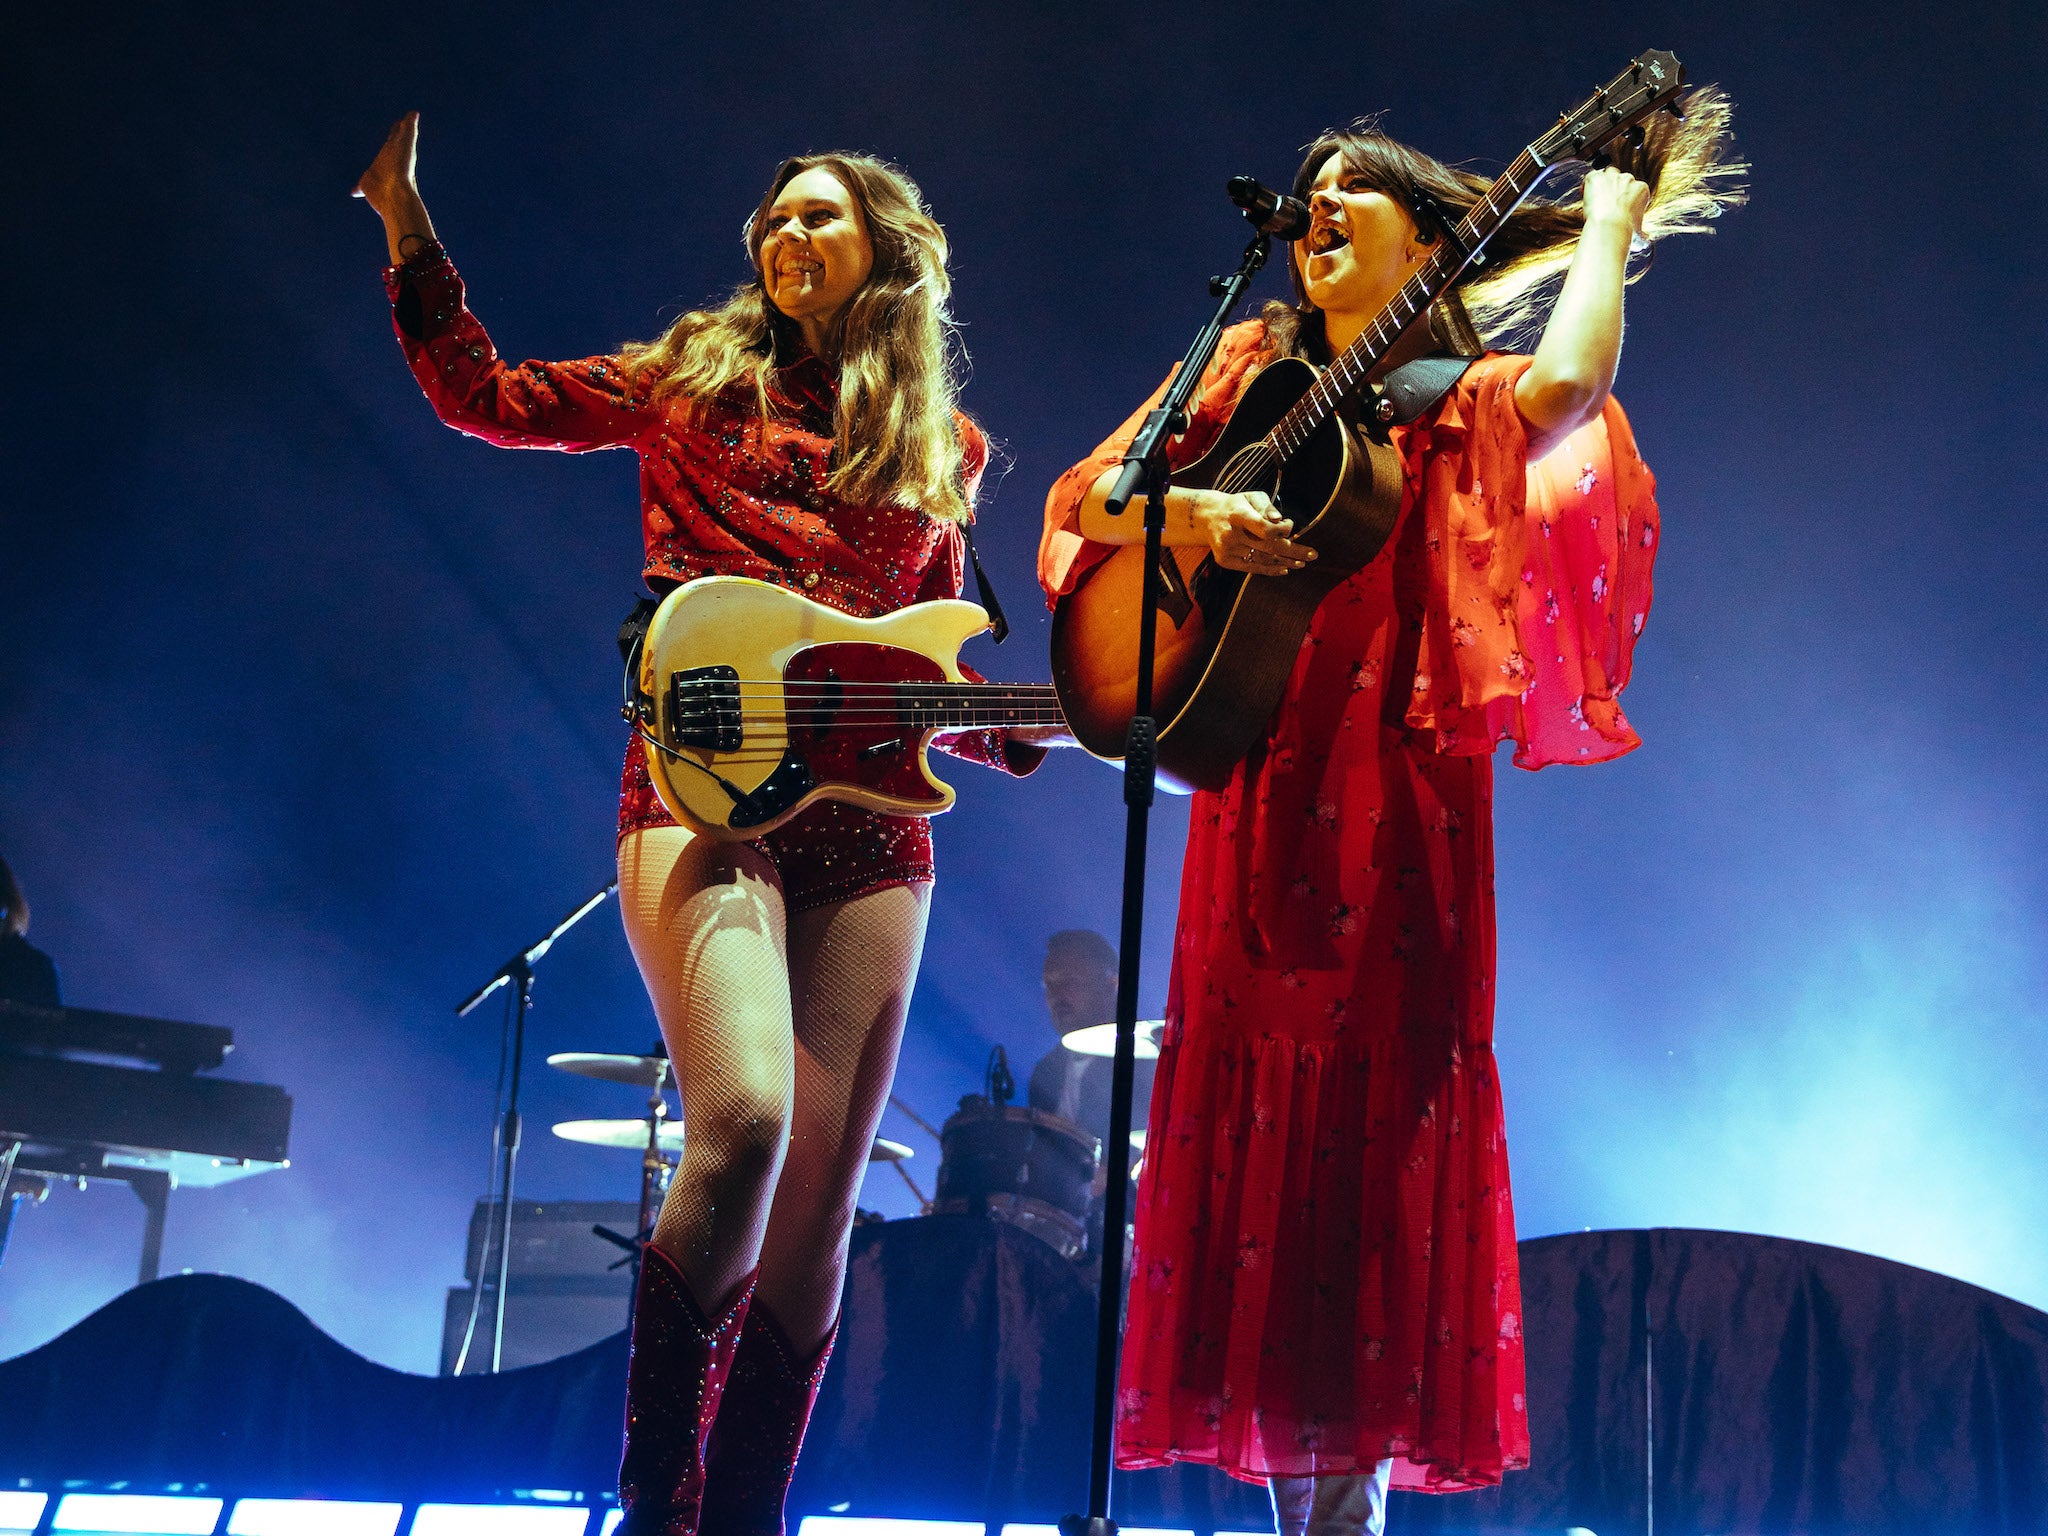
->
[668,666,744,751]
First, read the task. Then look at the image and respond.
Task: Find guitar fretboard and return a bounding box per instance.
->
[1267,148,1549,461]
[894,683,1063,732]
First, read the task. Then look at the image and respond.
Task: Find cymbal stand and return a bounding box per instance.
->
[0,1140,20,1267]
[1062,222,1274,1536]
[883,1092,939,1211]
[887,1092,944,1143]
[888,1158,930,1211]
[634,1059,674,1263]
[453,881,616,1374]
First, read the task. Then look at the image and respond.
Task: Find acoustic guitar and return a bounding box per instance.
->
[632,575,1061,839]
[1050,49,1686,791]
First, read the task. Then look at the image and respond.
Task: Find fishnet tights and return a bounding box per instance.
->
[618,825,930,1356]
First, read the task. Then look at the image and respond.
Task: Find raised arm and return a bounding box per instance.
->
[354,113,438,266]
[353,113,645,453]
[1513,166,1651,461]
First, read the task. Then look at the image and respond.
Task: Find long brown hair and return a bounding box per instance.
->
[1265,87,1746,359]
[621,153,975,522]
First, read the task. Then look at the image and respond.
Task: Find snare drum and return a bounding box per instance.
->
[933,1102,1099,1261]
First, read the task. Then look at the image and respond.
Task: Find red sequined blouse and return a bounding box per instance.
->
[383,242,992,615]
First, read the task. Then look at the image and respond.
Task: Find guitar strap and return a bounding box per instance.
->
[617,595,661,667]
[960,520,1011,644]
[618,595,661,729]
[1374,354,1479,426]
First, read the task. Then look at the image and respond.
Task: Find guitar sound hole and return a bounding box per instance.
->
[1220,444,1277,497]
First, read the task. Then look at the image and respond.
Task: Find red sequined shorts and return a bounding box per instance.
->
[617,738,934,912]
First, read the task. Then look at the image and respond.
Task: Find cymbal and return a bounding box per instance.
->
[547,1051,670,1089]
[1059,1021,1164,1061]
[552,1116,683,1151]
[555,1118,911,1166]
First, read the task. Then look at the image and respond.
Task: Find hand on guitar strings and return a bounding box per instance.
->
[1191,488,1317,577]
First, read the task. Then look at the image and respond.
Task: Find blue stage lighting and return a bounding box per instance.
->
[227,1498,405,1535]
[797,1520,983,1536]
[596,1514,623,1536]
[408,1506,592,1536]
[51,1493,225,1534]
[0,1492,48,1536]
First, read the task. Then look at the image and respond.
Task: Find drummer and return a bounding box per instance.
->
[1026,930,1154,1152]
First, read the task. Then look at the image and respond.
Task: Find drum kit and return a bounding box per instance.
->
[922,1021,1160,1265]
[545,1050,919,1252]
[545,1019,1159,1269]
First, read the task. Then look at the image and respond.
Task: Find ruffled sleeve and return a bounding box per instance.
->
[1400,354,1659,768]
[956,412,991,510]
[1037,320,1274,605]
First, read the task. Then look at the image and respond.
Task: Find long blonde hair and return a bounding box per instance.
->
[620,153,974,523]
[1267,87,1747,357]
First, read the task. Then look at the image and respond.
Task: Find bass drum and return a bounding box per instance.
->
[933,1102,1099,1261]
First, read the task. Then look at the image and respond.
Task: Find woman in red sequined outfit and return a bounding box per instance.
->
[1041,107,1739,1535]
[358,116,1053,1536]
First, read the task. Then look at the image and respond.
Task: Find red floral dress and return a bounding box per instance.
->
[1040,320,1658,1491]
[385,243,1039,905]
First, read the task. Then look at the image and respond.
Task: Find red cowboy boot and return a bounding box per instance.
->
[698,1299,838,1536]
[617,1247,757,1536]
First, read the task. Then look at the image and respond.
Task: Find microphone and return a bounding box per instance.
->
[986,1044,1015,1107]
[1227,175,1312,241]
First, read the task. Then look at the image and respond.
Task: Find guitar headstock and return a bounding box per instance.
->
[1531,50,1687,170]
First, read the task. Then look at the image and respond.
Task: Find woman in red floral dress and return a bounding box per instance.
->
[356,116,1051,1536]
[1041,107,1739,1533]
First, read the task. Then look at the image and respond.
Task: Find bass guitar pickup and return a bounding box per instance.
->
[668,666,744,752]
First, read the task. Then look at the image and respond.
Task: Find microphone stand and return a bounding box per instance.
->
[454,881,616,1373]
[1062,222,1274,1536]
